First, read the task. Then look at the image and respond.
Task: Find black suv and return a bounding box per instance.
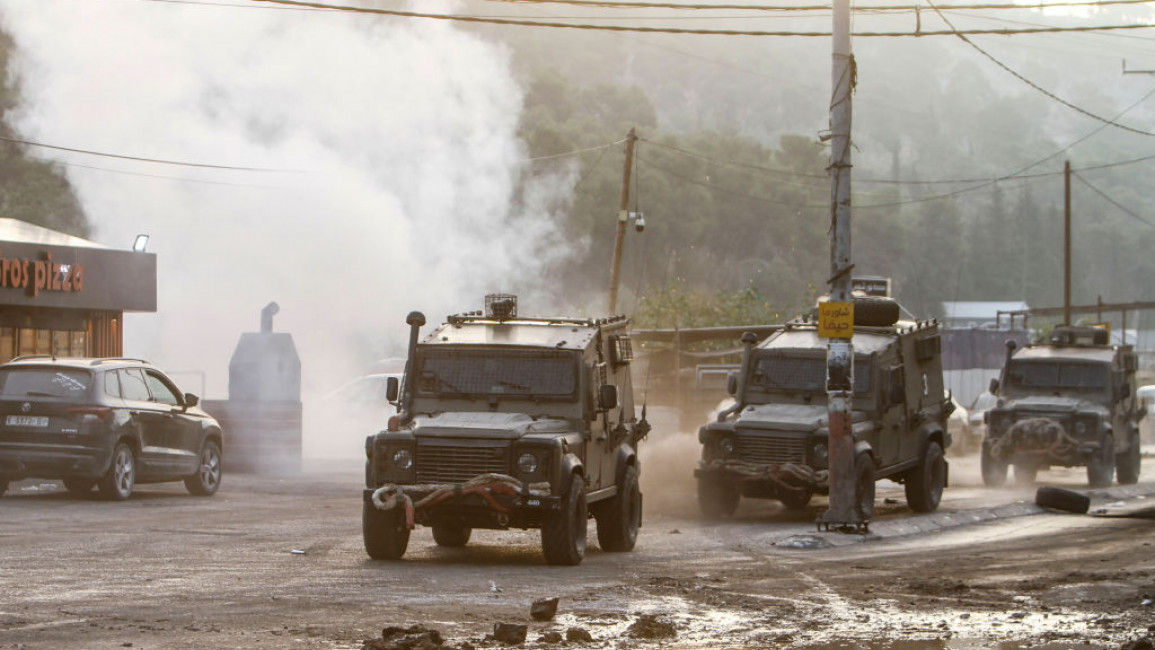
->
[0,357,223,500]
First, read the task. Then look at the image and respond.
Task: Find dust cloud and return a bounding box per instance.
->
[0,0,581,458]
[637,406,705,517]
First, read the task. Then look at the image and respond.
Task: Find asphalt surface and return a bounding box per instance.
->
[1,450,1153,650]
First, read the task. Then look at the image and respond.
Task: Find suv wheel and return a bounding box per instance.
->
[1087,435,1116,488]
[855,452,876,520]
[697,479,740,519]
[63,478,96,496]
[541,473,587,566]
[596,465,641,552]
[363,500,410,559]
[1013,460,1039,485]
[185,440,222,496]
[432,525,472,547]
[905,440,945,512]
[98,443,136,501]
[1115,432,1141,485]
[981,443,1008,487]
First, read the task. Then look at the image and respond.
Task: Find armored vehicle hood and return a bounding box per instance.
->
[411,412,573,439]
[734,403,872,432]
[1003,395,1109,416]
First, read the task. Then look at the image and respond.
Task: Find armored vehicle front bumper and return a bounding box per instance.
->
[695,458,829,498]
[986,415,1105,467]
[363,476,560,531]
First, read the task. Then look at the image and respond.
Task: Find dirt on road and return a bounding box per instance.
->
[1,444,1153,650]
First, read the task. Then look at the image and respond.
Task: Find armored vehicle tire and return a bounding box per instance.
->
[98,443,136,501]
[1086,435,1115,488]
[363,501,410,560]
[981,445,1008,487]
[596,465,641,552]
[63,478,95,495]
[185,440,222,496]
[856,453,876,520]
[697,479,740,519]
[541,473,587,566]
[1013,461,1039,485]
[432,525,472,547]
[1036,486,1090,514]
[779,488,813,510]
[853,296,900,327]
[1116,433,1141,485]
[905,440,945,512]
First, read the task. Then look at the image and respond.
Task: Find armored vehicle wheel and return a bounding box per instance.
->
[981,445,1008,487]
[1013,460,1039,485]
[905,440,945,512]
[779,488,813,510]
[98,443,135,501]
[1116,432,1141,485]
[596,465,641,552]
[542,473,587,566]
[185,440,222,496]
[697,479,739,519]
[855,453,876,520]
[62,478,95,496]
[432,525,472,547]
[1086,435,1115,488]
[363,500,410,559]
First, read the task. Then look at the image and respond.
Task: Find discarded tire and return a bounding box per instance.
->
[1035,486,1090,514]
[853,296,901,327]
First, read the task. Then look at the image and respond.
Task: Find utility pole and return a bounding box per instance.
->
[1064,160,1071,326]
[608,128,638,315]
[818,0,861,531]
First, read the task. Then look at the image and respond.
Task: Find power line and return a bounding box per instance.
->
[926,0,1155,136]
[245,0,1155,36]
[0,135,294,171]
[1072,171,1155,229]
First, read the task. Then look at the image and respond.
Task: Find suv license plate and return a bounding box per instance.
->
[6,415,48,427]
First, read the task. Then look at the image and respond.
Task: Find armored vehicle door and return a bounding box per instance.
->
[879,364,906,465]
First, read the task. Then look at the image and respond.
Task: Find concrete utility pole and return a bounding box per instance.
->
[608,128,638,315]
[1063,160,1072,326]
[818,0,861,531]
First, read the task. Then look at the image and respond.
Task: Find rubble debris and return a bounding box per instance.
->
[363,625,444,650]
[531,597,559,621]
[492,623,527,645]
[1120,636,1155,650]
[565,628,594,643]
[626,614,677,640]
[538,631,563,644]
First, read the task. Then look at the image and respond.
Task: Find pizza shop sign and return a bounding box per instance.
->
[1,251,85,297]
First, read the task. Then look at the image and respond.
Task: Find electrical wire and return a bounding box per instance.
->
[0,135,295,171]
[1072,171,1155,230]
[926,0,1155,136]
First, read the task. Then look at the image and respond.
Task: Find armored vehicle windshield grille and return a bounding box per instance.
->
[1007,360,1108,390]
[416,441,509,483]
[736,433,807,464]
[416,348,577,398]
[753,355,871,394]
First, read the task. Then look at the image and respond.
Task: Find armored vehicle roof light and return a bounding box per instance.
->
[485,293,518,320]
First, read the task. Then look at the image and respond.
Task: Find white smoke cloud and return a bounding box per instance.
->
[1,0,577,457]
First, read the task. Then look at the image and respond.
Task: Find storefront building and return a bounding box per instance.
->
[0,218,156,362]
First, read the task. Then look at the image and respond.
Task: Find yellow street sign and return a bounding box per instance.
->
[819,301,854,339]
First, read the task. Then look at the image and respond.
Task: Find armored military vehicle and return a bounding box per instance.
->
[982,326,1143,488]
[362,295,648,565]
[695,298,952,520]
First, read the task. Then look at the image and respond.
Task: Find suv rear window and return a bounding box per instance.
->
[0,367,92,398]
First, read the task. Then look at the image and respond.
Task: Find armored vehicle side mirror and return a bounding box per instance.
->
[599,384,618,411]
[889,383,905,405]
[386,376,400,402]
[727,374,738,397]
[989,377,1000,395]
[183,393,199,408]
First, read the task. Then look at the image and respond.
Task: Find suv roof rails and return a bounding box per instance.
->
[10,354,57,362]
[89,357,151,366]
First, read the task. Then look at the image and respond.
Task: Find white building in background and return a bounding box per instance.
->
[941,301,1030,330]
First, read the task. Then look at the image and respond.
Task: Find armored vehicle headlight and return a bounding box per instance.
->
[720,438,736,456]
[813,442,829,462]
[1074,421,1087,435]
[518,452,539,474]
[392,449,414,471]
